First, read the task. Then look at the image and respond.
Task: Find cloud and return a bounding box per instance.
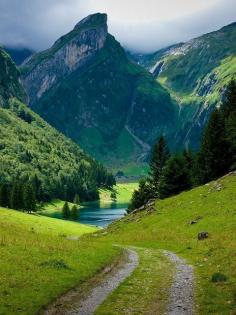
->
[0,0,235,52]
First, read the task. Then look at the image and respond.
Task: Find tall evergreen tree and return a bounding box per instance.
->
[221,80,236,169]
[71,205,79,221]
[149,135,170,197]
[196,109,230,184]
[128,178,153,212]
[10,181,23,210]
[0,184,9,207]
[62,201,70,219]
[23,183,36,213]
[159,155,191,199]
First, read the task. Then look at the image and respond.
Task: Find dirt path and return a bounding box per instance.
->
[163,251,194,315]
[43,248,139,315]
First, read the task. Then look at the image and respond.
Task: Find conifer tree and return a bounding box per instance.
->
[221,80,236,169]
[62,201,70,219]
[0,184,9,207]
[159,155,191,199]
[71,205,79,221]
[196,109,230,184]
[149,135,170,197]
[23,183,37,213]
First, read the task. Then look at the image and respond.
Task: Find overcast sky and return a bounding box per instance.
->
[0,0,236,53]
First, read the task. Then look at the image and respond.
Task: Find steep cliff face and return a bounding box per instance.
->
[21,13,178,169]
[21,13,108,105]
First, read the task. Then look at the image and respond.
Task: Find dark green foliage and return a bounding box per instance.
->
[159,156,191,199]
[221,80,236,168]
[128,179,153,212]
[149,136,170,197]
[110,191,117,201]
[196,109,230,184]
[71,205,79,221]
[0,46,115,210]
[10,182,23,210]
[62,202,70,219]
[211,272,227,283]
[0,184,9,207]
[23,183,36,213]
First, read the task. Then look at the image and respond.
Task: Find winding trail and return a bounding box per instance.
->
[164,251,194,315]
[44,248,194,315]
[44,248,139,315]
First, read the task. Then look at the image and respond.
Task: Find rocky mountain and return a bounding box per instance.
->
[21,13,178,171]
[130,22,236,149]
[0,47,112,201]
[4,46,34,65]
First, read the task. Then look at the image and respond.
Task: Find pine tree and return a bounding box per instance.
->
[23,183,37,213]
[159,155,191,199]
[0,184,9,207]
[71,205,79,221]
[128,178,153,212]
[196,109,230,184]
[10,182,22,210]
[62,201,70,219]
[221,80,236,169]
[149,136,170,197]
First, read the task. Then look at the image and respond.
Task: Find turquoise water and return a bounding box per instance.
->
[79,201,128,227]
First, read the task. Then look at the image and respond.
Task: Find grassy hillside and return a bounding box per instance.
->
[0,208,120,315]
[0,46,114,203]
[2,173,236,314]
[98,172,236,314]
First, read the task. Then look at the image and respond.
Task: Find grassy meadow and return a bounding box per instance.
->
[1,174,236,314]
[0,208,120,315]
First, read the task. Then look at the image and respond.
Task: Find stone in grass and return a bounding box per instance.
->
[198,231,209,240]
[40,259,70,270]
[211,272,227,283]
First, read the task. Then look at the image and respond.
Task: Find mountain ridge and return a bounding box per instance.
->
[21,13,178,171]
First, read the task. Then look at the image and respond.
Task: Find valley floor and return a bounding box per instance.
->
[1,173,236,314]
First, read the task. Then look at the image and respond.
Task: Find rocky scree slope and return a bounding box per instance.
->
[21,13,178,167]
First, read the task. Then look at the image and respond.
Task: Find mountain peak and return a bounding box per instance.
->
[74,13,107,30]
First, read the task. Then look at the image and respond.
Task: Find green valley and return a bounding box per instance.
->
[1,173,236,314]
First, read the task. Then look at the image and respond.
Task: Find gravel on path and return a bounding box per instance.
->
[163,251,194,315]
[43,248,138,315]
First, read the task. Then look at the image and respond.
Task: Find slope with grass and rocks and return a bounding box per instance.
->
[130,22,236,150]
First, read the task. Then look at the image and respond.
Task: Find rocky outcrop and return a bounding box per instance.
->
[21,13,108,105]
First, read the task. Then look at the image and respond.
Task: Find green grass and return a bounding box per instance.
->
[100,173,236,314]
[95,247,174,315]
[0,208,120,315]
[2,174,236,314]
[99,182,138,206]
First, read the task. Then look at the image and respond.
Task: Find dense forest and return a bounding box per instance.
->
[129,80,236,211]
[0,47,115,212]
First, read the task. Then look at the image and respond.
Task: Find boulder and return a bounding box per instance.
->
[198,232,209,240]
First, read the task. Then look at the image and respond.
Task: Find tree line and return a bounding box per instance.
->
[129,80,236,211]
